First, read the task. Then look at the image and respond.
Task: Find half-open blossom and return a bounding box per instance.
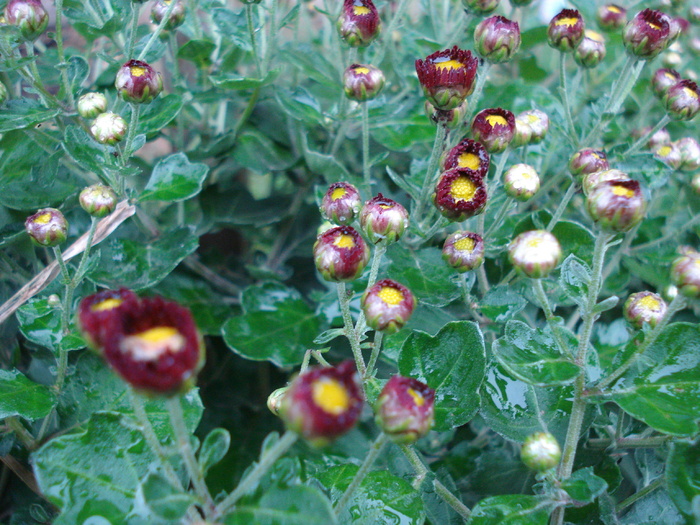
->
[4,0,48,40]
[574,30,606,68]
[654,142,682,170]
[115,60,163,104]
[78,288,140,349]
[79,184,117,218]
[663,80,700,121]
[151,0,186,30]
[442,231,485,272]
[508,230,562,279]
[471,108,515,153]
[624,291,667,329]
[360,194,409,244]
[569,148,610,181]
[623,9,672,59]
[651,68,681,98]
[548,9,585,52]
[25,208,68,247]
[337,0,381,47]
[597,4,627,32]
[313,225,370,282]
[586,179,646,232]
[321,182,361,225]
[361,279,415,334]
[442,138,490,176]
[343,63,385,101]
[433,168,487,222]
[582,169,630,195]
[91,112,127,145]
[461,0,499,15]
[677,137,700,172]
[77,93,108,119]
[521,432,561,471]
[279,361,363,446]
[474,15,521,63]
[671,247,700,298]
[504,164,540,202]
[415,46,478,111]
[375,376,435,444]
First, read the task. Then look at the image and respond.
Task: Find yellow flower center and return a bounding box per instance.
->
[379,203,393,209]
[378,286,404,306]
[555,17,578,27]
[353,66,370,75]
[312,378,350,415]
[91,298,123,312]
[646,21,661,31]
[486,115,508,127]
[664,72,678,81]
[612,185,634,198]
[608,6,621,13]
[407,387,425,407]
[334,234,355,249]
[353,5,370,15]
[684,87,699,100]
[526,237,542,248]
[657,146,672,156]
[130,66,147,77]
[450,176,477,202]
[34,212,52,225]
[586,31,604,43]
[454,237,476,252]
[457,152,481,170]
[120,326,186,362]
[331,187,347,200]
[638,295,661,310]
[433,58,464,71]
[526,114,539,124]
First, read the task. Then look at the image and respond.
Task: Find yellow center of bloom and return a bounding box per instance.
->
[433,58,464,71]
[658,146,672,156]
[34,212,52,225]
[684,87,699,100]
[457,152,481,170]
[130,66,147,77]
[378,286,404,305]
[646,21,661,30]
[526,237,543,248]
[526,114,539,124]
[665,72,678,81]
[609,6,621,13]
[91,298,123,312]
[407,387,425,407]
[612,185,634,198]
[638,295,661,310]
[450,176,477,202]
[454,237,476,252]
[120,326,186,362]
[353,66,370,75]
[353,5,370,15]
[586,30,604,43]
[379,203,393,209]
[486,115,508,127]
[331,187,347,200]
[555,17,578,27]
[312,378,350,415]
[334,234,355,249]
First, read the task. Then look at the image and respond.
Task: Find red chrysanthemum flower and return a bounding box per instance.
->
[375,375,435,444]
[433,168,487,222]
[442,138,490,176]
[78,288,140,350]
[471,108,516,153]
[313,225,370,282]
[415,46,479,111]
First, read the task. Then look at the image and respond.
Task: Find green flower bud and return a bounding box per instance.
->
[654,142,682,170]
[79,184,117,218]
[548,9,585,53]
[25,208,68,247]
[624,291,667,329]
[91,112,127,145]
[503,163,540,202]
[651,68,681,99]
[623,9,672,60]
[359,194,409,244]
[462,0,499,15]
[320,182,361,225]
[521,432,561,471]
[313,225,370,282]
[508,230,562,279]
[267,386,289,416]
[424,100,467,130]
[343,63,385,102]
[597,4,626,32]
[586,179,646,233]
[77,92,109,119]
[671,247,700,298]
[663,80,700,121]
[4,0,48,41]
[337,0,381,47]
[442,231,485,273]
[151,0,186,31]
[574,30,606,68]
[569,148,610,181]
[115,60,163,104]
[474,15,521,64]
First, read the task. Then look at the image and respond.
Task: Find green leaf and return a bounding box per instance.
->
[317,464,425,525]
[387,245,460,307]
[222,282,320,367]
[493,320,581,387]
[561,467,608,505]
[302,135,354,184]
[66,56,89,95]
[139,152,209,203]
[199,428,231,476]
[559,255,591,308]
[610,323,700,436]
[592,295,619,315]
[88,226,199,290]
[223,485,337,525]
[177,39,216,67]
[141,472,196,521]
[0,99,61,133]
[479,285,528,323]
[210,7,253,51]
[0,369,55,421]
[275,87,325,126]
[232,130,296,172]
[211,69,280,90]
[16,298,84,354]
[135,94,184,136]
[61,125,121,176]
[468,495,551,524]
[399,321,485,430]
[666,440,700,520]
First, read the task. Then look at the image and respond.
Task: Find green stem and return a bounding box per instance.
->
[5,417,36,450]
[365,331,384,379]
[559,53,578,146]
[261,0,278,74]
[213,431,298,518]
[616,478,663,513]
[532,279,571,357]
[624,114,671,156]
[362,102,371,192]
[413,123,448,231]
[126,2,141,59]
[54,0,75,107]
[337,282,367,378]
[233,87,260,138]
[122,104,142,161]
[335,433,388,516]
[138,0,178,60]
[483,197,513,239]
[587,436,670,449]
[74,218,99,282]
[24,42,51,107]
[602,222,640,281]
[246,3,262,77]
[546,180,576,232]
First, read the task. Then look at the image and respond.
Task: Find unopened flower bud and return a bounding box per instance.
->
[597,4,627,32]
[663,80,700,121]
[25,208,68,247]
[646,127,671,149]
[461,0,499,15]
[671,247,700,298]
[689,7,700,25]
[433,168,487,222]
[512,116,532,147]
[508,230,562,279]
[321,182,361,225]
[442,138,490,176]
[517,109,549,145]
[47,294,61,307]
[279,361,363,447]
[79,184,117,218]
[115,60,163,104]
[267,386,288,416]
[548,9,585,53]
[360,194,409,244]
[474,15,521,63]
[586,179,646,232]
[574,30,606,68]
[569,148,610,181]
[521,432,561,471]
[504,164,540,201]
[151,0,186,30]
[662,50,682,70]
[663,284,678,302]
[337,0,381,47]
[361,279,415,334]
[442,231,485,272]
[651,68,682,98]
[77,92,108,119]
[623,9,672,59]
[78,288,140,350]
[677,137,700,172]
[624,291,667,329]
[654,142,682,170]
[471,107,516,153]
[375,376,435,444]
[91,112,127,145]
[4,0,48,41]
[313,225,370,282]
[424,100,467,129]
[582,169,630,195]
[343,63,385,102]
[416,46,479,111]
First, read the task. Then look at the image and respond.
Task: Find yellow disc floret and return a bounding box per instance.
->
[353,66,370,75]
[378,285,404,306]
[433,58,464,71]
[526,237,543,248]
[120,326,185,361]
[486,115,508,127]
[454,236,476,252]
[457,152,481,171]
[35,212,52,225]
[407,387,425,407]
[353,5,370,15]
[555,17,578,27]
[450,176,477,202]
[334,234,355,249]
[331,187,348,200]
[657,145,672,156]
[312,378,350,415]
[91,298,124,312]
[612,185,634,198]
[130,66,147,77]
[638,295,661,310]
[684,87,699,100]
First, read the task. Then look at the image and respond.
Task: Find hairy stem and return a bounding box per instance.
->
[337,282,367,378]
[335,433,388,515]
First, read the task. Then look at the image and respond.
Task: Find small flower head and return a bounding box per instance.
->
[624,291,668,329]
[115,60,163,104]
[671,247,700,298]
[433,168,487,222]
[320,182,361,225]
[360,194,409,244]
[151,0,186,30]
[101,296,204,394]
[415,46,479,111]
[313,225,370,282]
[548,9,586,53]
[663,80,700,121]
[343,63,385,102]
[442,138,490,176]
[424,100,468,129]
[361,279,415,334]
[586,179,646,233]
[77,92,108,119]
[568,148,610,181]
[79,184,117,218]
[512,115,532,147]
[4,0,48,40]
[597,4,627,32]
[582,169,630,195]
[375,375,435,444]
[471,107,516,153]
[25,208,68,247]
[504,164,540,202]
[521,432,561,471]
[574,30,606,68]
[91,112,127,145]
[508,230,562,279]
[461,0,499,15]
[474,15,521,64]
[651,68,682,98]
[654,142,682,170]
[513,109,549,146]
[442,231,485,273]
[623,9,672,59]
[279,361,363,446]
[677,137,700,172]
[77,288,140,349]
[337,0,381,47]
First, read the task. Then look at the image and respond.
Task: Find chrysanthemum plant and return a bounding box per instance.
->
[1,0,700,523]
